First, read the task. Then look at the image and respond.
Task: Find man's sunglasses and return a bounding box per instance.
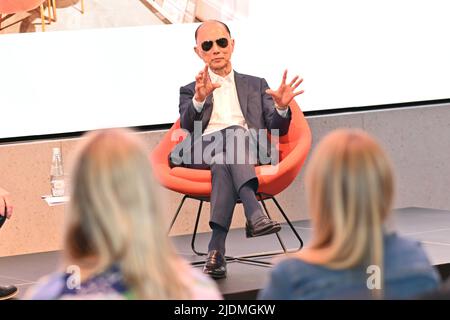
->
[201,38,229,52]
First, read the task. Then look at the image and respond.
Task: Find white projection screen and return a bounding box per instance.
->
[1,0,449,140]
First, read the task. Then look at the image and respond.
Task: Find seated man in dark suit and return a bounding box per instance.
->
[170,20,304,279]
[0,187,18,300]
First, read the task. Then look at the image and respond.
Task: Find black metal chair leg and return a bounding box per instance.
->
[270,195,304,250]
[169,193,304,268]
[168,195,188,233]
[259,195,287,252]
[191,199,208,256]
[233,194,304,266]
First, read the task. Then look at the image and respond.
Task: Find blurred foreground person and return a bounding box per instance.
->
[26,129,221,299]
[0,187,18,300]
[259,129,440,299]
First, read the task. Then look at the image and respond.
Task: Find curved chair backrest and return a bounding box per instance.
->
[0,0,46,13]
[150,100,312,198]
[256,100,311,195]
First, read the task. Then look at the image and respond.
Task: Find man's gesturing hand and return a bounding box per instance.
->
[266,70,304,110]
[194,65,221,102]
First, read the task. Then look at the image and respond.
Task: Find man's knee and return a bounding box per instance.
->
[240,177,259,193]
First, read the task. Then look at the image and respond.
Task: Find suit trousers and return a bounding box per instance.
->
[173,126,259,231]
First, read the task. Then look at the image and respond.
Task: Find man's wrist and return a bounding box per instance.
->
[274,102,288,110]
[192,96,205,113]
[275,106,289,118]
[194,94,206,104]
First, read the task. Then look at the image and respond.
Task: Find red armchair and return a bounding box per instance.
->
[151,100,312,259]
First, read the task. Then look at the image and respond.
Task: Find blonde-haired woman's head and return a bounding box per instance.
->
[65,128,190,299]
[305,129,394,270]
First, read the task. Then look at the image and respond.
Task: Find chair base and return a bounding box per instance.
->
[168,193,304,267]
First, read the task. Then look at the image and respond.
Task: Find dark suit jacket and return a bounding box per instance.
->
[173,71,291,165]
[179,71,291,135]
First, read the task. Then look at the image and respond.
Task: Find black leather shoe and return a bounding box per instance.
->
[203,250,227,279]
[0,285,18,300]
[246,216,281,238]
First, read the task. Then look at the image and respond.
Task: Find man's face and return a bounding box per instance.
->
[195,22,234,72]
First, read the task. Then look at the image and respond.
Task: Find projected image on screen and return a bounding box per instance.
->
[0,0,449,141]
[0,0,249,34]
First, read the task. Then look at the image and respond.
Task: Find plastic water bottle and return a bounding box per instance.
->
[50,147,65,197]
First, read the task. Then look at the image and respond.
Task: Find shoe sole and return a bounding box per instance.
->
[0,289,18,300]
[203,270,227,279]
[210,272,227,280]
[246,224,281,238]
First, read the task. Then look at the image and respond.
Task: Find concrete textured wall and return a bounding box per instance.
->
[1,103,449,257]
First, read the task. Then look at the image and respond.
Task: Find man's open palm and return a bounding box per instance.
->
[266,70,304,109]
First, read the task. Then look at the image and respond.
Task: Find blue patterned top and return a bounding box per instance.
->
[26,264,221,300]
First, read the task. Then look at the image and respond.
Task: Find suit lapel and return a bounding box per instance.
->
[234,71,249,118]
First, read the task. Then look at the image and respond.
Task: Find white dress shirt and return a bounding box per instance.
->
[193,69,288,136]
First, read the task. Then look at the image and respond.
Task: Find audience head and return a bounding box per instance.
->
[65,128,190,299]
[305,129,394,270]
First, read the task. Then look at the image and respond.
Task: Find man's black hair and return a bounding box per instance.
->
[195,20,231,41]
